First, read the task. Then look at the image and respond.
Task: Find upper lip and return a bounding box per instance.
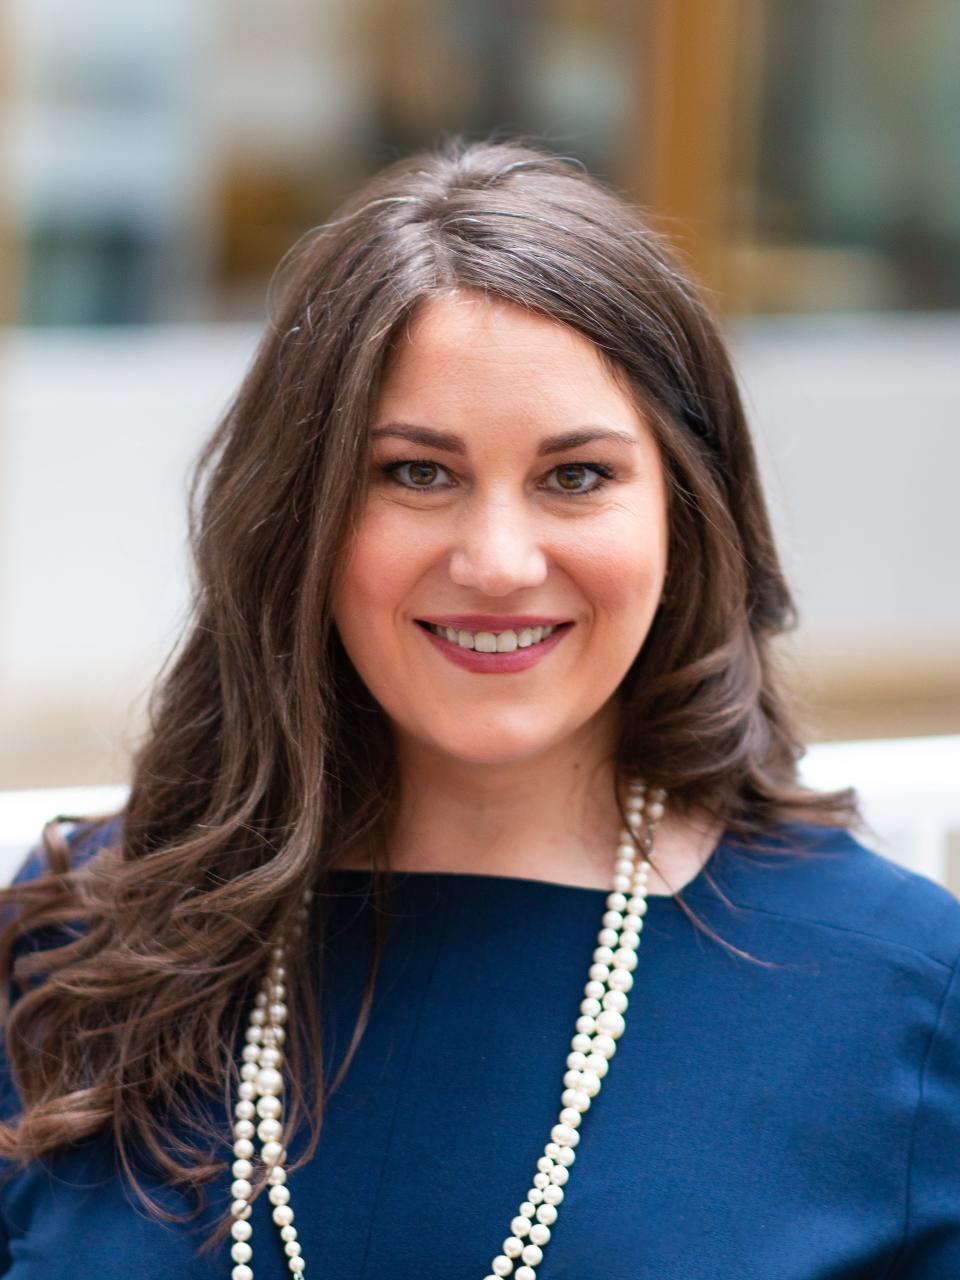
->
[417,615,574,630]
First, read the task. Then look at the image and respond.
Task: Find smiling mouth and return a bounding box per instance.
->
[415,619,573,653]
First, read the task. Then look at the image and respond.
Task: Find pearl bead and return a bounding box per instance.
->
[256,1066,283,1096]
[272,1204,294,1227]
[597,1010,626,1039]
[503,1236,523,1257]
[284,1240,302,1257]
[233,1139,254,1160]
[232,1264,253,1280]
[530,1223,551,1244]
[522,1244,543,1266]
[580,1069,601,1095]
[232,1159,253,1180]
[280,1225,298,1242]
[543,1184,565,1205]
[511,1215,531,1237]
[231,1220,252,1242]
[258,1117,282,1142]
[230,1179,252,1201]
[592,1033,617,1058]
[268,1165,287,1185]
[261,1140,284,1164]
[492,1256,513,1276]
[231,1241,252,1264]
[257,1094,282,1119]
[268,1184,291,1205]
[515,1266,536,1280]
[234,1100,255,1121]
[537,1203,558,1225]
[289,1259,305,1275]
[584,979,605,999]
[234,1119,255,1140]
[230,1199,251,1219]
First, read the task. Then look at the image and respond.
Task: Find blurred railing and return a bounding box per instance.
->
[1,735,958,894]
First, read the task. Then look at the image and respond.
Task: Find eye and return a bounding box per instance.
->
[379,458,616,498]
[544,462,615,497]
[380,458,451,490]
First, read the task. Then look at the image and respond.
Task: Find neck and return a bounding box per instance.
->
[330,707,724,894]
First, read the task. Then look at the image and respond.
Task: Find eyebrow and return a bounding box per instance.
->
[368,423,640,456]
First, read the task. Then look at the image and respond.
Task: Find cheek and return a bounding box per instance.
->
[331,505,429,624]
[561,511,668,612]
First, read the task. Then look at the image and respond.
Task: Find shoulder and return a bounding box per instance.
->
[1,814,123,984]
[702,821,960,972]
[8,813,123,889]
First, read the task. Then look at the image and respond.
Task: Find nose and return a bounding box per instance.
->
[447,494,549,596]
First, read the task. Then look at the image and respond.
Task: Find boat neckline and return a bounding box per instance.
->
[322,830,730,901]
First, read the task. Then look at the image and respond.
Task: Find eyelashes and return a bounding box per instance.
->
[378,458,617,499]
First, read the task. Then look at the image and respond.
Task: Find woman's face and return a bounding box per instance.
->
[330,291,669,769]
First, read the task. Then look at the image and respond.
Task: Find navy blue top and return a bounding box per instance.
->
[1,817,960,1278]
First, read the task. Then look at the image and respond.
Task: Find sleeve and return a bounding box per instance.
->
[890,945,960,1275]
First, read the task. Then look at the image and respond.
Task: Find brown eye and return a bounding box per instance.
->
[546,462,615,497]
[555,465,589,491]
[381,459,451,490]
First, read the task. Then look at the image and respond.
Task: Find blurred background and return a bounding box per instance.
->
[1,0,958,793]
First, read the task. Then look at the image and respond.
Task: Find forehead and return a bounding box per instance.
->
[377,293,643,430]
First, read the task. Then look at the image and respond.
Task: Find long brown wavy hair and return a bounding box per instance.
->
[0,135,859,1252]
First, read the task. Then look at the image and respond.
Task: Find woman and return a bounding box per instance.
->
[0,137,957,1279]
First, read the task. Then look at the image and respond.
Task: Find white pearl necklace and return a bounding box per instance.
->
[227,778,665,1279]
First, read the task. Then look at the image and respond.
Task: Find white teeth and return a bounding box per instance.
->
[426,623,559,651]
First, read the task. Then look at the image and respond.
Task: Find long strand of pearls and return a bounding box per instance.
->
[227,777,665,1280]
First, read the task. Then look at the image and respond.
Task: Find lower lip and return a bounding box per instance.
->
[416,622,574,673]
